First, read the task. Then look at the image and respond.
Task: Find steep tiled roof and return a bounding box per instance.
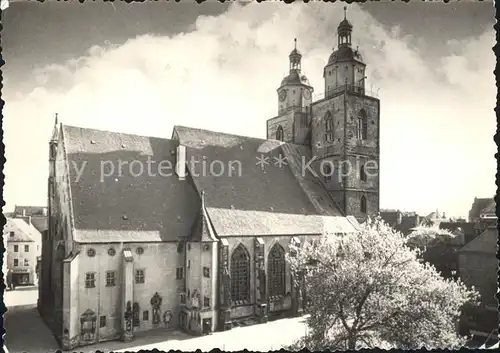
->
[62,125,200,243]
[4,218,40,243]
[173,125,355,236]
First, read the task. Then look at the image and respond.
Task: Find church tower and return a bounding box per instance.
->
[266,39,314,145]
[309,8,380,222]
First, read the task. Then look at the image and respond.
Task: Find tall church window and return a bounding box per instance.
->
[268,243,286,297]
[360,195,367,213]
[325,112,334,142]
[357,109,368,140]
[276,125,284,141]
[360,164,367,182]
[231,244,250,302]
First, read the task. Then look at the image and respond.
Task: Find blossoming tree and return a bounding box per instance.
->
[287,218,478,350]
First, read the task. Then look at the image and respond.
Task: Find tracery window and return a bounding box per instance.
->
[325,112,334,142]
[276,125,284,141]
[230,244,250,302]
[268,243,286,297]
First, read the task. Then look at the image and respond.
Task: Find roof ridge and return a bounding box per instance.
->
[174,125,268,142]
[62,124,174,141]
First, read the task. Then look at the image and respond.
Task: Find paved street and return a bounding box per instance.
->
[4,286,308,352]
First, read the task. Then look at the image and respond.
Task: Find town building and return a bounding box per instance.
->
[3,218,42,285]
[458,225,498,345]
[39,13,380,350]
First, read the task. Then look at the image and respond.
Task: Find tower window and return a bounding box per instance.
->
[357,109,368,140]
[324,112,334,142]
[276,125,284,141]
[360,164,367,182]
[360,196,367,214]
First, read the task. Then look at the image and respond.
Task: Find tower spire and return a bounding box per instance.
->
[288,38,302,73]
[55,113,58,125]
[344,6,347,20]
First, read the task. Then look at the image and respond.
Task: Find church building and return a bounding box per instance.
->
[39,14,380,350]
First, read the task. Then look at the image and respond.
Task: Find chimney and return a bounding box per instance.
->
[22,208,26,217]
[42,207,47,216]
[175,145,186,180]
[27,216,32,225]
[442,212,446,219]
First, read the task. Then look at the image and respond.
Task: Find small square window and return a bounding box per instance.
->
[9,231,14,237]
[13,245,18,252]
[99,316,106,328]
[204,296,210,308]
[143,310,149,321]
[106,271,116,287]
[85,273,96,288]
[24,259,29,266]
[135,269,145,284]
[203,267,210,278]
[24,245,29,252]
[13,259,18,267]
[180,293,186,305]
[176,267,184,280]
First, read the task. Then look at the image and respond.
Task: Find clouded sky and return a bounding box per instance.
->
[2,0,496,218]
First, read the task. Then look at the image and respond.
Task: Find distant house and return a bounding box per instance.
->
[12,205,48,234]
[458,225,498,342]
[469,197,496,223]
[458,226,497,306]
[379,209,402,228]
[380,210,426,235]
[3,218,42,285]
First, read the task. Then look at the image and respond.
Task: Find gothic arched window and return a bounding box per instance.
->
[268,243,286,297]
[360,195,367,213]
[276,125,284,141]
[231,244,250,302]
[357,109,368,140]
[324,112,334,142]
[360,164,367,182]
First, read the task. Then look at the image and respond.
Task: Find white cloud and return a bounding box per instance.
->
[3,2,495,217]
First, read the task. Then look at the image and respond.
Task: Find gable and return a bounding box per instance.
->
[174,125,354,236]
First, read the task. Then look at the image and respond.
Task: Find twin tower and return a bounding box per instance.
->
[266,10,380,222]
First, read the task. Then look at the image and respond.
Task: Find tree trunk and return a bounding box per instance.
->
[347,334,356,350]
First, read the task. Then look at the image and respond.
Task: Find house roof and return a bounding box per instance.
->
[4,218,41,243]
[380,210,401,227]
[62,124,200,243]
[173,125,356,236]
[459,227,498,254]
